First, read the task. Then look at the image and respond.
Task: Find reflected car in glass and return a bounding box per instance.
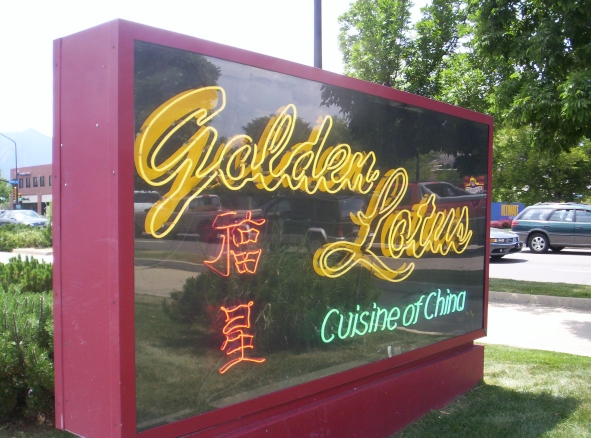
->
[511,202,591,253]
[489,227,522,259]
[0,210,49,227]
[261,195,366,253]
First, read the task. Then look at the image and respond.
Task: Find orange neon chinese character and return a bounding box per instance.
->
[204,211,266,276]
[219,301,265,374]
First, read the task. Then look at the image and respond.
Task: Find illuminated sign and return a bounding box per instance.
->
[135,87,473,282]
[501,204,519,217]
[320,289,467,344]
[219,301,265,374]
[464,176,484,194]
[55,24,491,438]
[204,210,266,276]
[129,37,490,432]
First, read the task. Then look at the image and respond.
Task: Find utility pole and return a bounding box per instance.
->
[0,133,18,209]
[314,0,322,68]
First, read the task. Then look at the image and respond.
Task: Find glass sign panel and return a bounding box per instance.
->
[133,41,488,431]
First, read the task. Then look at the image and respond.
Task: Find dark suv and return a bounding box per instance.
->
[261,195,366,252]
[511,202,591,253]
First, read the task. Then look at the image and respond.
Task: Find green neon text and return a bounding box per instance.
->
[320,289,466,344]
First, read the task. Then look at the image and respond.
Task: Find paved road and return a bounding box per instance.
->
[489,247,591,285]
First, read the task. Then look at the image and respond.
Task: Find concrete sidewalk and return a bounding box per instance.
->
[0,248,53,264]
[479,297,591,357]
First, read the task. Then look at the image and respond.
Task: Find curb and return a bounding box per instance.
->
[12,248,54,256]
[490,291,591,311]
[134,258,204,273]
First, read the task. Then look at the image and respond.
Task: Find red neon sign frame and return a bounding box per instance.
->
[53,19,491,438]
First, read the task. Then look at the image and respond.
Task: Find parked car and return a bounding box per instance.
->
[261,195,366,253]
[403,181,487,245]
[134,190,161,213]
[134,191,162,237]
[489,228,523,259]
[170,194,223,241]
[511,202,591,253]
[136,194,224,240]
[0,210,49,227]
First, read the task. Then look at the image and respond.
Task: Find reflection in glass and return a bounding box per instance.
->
[134,40,488,431]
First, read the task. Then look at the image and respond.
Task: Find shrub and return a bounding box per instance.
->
[0,256,53,294]
[490,220,512,229]
[0,292,54,419]
[490,221,502,229]
[0,224,51,252]
[42,203,53,247]
[164,238,380,351]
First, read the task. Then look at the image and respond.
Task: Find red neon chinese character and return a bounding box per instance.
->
[219,301,265,374]
[204,211,266,276]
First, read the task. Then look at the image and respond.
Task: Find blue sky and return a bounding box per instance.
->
[0,0,427,138]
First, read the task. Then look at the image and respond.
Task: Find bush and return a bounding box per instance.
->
[0,224,51,252]
[490,220,512,229]
[42,203,52,247]
[0,256,53,294]
[0,292,54,419]
[164,238,380,351]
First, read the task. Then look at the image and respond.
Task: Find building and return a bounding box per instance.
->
[10,164,52,214]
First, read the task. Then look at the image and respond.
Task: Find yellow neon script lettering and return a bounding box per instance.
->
[135,86,474,282]
[134,87,227,237]
[313,168,473,282]
[134,88,379,237]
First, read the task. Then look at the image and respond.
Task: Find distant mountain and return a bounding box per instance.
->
[0,129,52,180]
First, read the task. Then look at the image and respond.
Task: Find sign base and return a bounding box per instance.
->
[199,343,484,437]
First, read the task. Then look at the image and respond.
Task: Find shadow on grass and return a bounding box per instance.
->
[394,383,579,438]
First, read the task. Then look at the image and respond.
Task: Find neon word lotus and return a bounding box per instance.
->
[135,87,473,282]
[320,289,467,344]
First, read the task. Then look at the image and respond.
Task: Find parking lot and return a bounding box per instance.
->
[489,248,591,285]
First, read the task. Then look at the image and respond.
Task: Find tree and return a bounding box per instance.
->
[133,41,221,192]
[493,127,591,204]
[338,0,413,87]
[472,0,591,153]
[402,0,467,97]
[0,171,12,207]
[337,0,490,182]
[339,0,471,100]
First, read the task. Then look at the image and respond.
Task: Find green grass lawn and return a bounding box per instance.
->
[490,278,591,299]
[394,345,591,437]
[4,346,590,437]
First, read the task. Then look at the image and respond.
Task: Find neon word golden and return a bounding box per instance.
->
[135,86,473,282]
[320,289,467,344]
[135,87,379,238]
